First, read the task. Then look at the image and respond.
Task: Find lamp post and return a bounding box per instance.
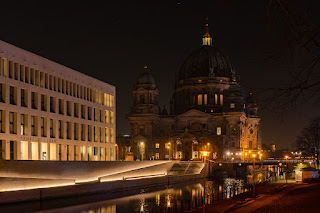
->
[166,142,171,160]
[200,150,209,213]
[285,155,289,184]
[252,153,256,198]
[140,142,144,161]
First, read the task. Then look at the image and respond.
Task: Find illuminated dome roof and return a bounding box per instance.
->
[136,66,156,85]
[178,20,238,82]
[178,45,237,81]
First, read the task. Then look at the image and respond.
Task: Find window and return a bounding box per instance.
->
[220,94,223,105]
[67,101,71,116]
[9,112,16,134]
[81,105,86,119]
[88,125,92,141]
[35,70,39,86]
[100,110,103,122]
[74,103,79,117]
[74,123,78,140]
[249,141,253,149]
[50,119,55,138]
[81,124,85,141]
[197,94,202,105]
[50,97,55,113]
[100,127,103,142]
[204,94,207,105]
[40,72,44,87]
[110,128,114,143]
[10,86,16,105]
[59,99,64,115]
[21,89,27,107]
[20,65,24,82]
[2,58,8,77]
[155,143,160,149]
[21,114,26,135]
[41,117,46,137]
[30,68,34,84]
[94,126,98,142]
[105,127,109,143]
[105,110,109,124]
[10,141,14,160]
[41,94,47,111]
[94,108,98,121]
[230,103,235,109]
[140,95,145,104]
[110,111,115,124]
[67,122,71,139]
[14,63,19,80]
[31,92,37,109]
[217,127,221,135]
[155,153,160,159]
[0,83,5,103]
[9,61,13,78]
[59,120,63,139]
[0,110,4,133]
[0,140,3,159]
[88,106,92,120]
[25,67,29,83]
[31,116,37,136]
[215,94,218,104]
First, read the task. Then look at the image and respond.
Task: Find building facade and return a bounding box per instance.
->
[0,40,116,161]
[128,23,261,161]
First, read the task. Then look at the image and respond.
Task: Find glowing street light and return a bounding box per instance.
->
[252,153,256,198]
[166,142,171,160]
[200,150,210,213]
[140,142,145,161]
[285,155,289,184]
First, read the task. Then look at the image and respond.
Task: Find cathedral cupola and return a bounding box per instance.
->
[202,18,212,46]
[131,66,159,115]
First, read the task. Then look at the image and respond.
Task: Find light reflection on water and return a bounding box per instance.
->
[44,178,246,213]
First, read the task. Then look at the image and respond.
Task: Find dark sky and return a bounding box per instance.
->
[1,1,320,149]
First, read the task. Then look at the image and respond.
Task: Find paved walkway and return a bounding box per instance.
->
[188,180,319,213]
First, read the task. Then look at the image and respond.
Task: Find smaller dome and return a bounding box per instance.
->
[136,72,156,85]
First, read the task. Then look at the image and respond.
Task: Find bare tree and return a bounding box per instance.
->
[256,0,320,114]
[296,117,320,166]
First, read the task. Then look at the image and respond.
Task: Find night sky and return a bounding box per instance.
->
[1,1,320,149]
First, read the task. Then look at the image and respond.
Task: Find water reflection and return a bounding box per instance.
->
[45,178,247,213]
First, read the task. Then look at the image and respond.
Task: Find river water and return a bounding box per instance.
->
[26,178,246,213]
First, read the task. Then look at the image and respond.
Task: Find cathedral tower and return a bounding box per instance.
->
[128,66,160,160]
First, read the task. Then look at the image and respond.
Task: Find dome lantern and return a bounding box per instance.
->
[202,18,212,46]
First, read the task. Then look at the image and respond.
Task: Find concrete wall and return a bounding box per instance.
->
[0,160,172,183]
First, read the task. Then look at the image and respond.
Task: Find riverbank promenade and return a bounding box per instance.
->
[189,179,319,213]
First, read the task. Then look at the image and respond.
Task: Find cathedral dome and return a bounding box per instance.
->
[136,66,156,85]
[178,45,236,81]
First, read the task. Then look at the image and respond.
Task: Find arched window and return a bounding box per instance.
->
[140,95,145,104]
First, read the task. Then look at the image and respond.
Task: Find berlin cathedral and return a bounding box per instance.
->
[127,22,261,161]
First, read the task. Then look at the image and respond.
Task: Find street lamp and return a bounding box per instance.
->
[200,150,210,213]
[252,154,256,198]
[140,142,144,161]
[285,155,289,184]
[166,142,171,160]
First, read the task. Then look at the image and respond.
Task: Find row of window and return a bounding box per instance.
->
[0,57,115,107]
[0,140,115,161]
[0,84,115,124]
[0,110,115,143]
[197,94,223,105]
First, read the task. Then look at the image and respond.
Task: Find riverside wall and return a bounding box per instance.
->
[0,160,205,204]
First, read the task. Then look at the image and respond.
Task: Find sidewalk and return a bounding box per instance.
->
[188,179,304,213]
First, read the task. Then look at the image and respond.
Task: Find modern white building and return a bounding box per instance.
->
[0,40,116,161]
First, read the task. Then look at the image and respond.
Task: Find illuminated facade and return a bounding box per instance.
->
[128,22,261,161]
[0,40,116,161]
